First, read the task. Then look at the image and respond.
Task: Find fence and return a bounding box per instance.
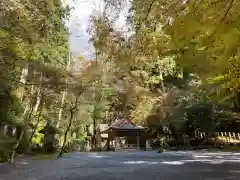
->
[0,123,17,137]
[195,131,240,143]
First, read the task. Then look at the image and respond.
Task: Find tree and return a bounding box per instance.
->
[86,0,240,142]
[58,92,81,158]
[0,0,70,162]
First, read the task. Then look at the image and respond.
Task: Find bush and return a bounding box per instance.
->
[63,138,86,152]
[156,147,165,153]
[230,145,240,151]
[0,150,9,163]
[167,139,179,147]
[0,136,17,163]
[190,138,203,146]
[16,131,30,153]
[91,147,102,152]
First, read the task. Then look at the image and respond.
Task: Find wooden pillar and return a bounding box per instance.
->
[3,124,7,136]
[0,124,5,136]
[146,140,152,151]
[136,132,140,149]
[115,136,121,151]
[237,133,240,140]
[86,140,90,152]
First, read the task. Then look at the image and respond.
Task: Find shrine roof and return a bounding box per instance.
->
[109,118,146,130]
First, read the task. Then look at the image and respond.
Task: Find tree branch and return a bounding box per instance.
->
[209,0,235,39]
[135,0,157,33]
[221,0,235,22]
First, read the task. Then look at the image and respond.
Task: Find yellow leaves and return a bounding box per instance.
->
[77,56,85,61]
[130,95,155,124]
[53,0,61,7]
[207,75,225,85]
[219,27,240,57]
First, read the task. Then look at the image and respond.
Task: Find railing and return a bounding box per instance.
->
[115,144,140,152]
[121,144,138,148]
[195,131,240,143]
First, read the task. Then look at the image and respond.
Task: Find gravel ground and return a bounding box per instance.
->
[0,150,240,180]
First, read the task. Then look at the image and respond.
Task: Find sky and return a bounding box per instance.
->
[65,0,95,59]
[65,0,129,60]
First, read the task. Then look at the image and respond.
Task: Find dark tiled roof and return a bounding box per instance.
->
[109,119,146,130]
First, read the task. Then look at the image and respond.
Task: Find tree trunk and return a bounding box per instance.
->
[9,131,24,163]
[28,107,43,146]
[92,104,97,149]
[58,108,74,157]
[56,46,71,128]
[33,72,43,113]
[58,96,79,158]
[28,78,44,147]
[20,62,29,102]
[27,72,44,145]
[56,90,67,128]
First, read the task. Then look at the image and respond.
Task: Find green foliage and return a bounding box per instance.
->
[0,0,71,159]
[63,137,86,152]
[0,135,17,162]
[32,125,45,146]
[185,103,216,132]
[87,0,240,138]
[32,134,44,146]
[0,150,10,163]
[164,98,189,132]
[16,131,31,153]
[0,0,239,156]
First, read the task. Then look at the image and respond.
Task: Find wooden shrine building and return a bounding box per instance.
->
[101,119,151,151]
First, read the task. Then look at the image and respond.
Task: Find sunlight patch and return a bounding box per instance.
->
[16,160,28,165]
[88,154,108,158]
[209,160,224,164]
[215,156,224,159]
[123,161,159,165]
[124,161,145,164]
[161,161,184,165]
[230,170,240,173]
[183,159,212,163]
[193,155,211,158]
